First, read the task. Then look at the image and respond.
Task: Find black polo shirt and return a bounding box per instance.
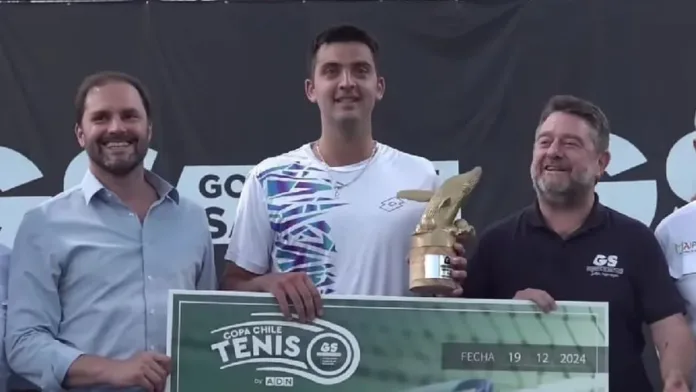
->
[462,196,685,392]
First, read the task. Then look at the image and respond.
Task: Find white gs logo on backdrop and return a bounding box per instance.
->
[0,146,459,248]
[3,104,696,249]
[595,109,696,226]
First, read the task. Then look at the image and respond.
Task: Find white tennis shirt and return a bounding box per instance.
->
[225,142,441,296]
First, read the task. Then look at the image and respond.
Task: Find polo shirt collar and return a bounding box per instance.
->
[526,192,606,232]
[81,168,180,204]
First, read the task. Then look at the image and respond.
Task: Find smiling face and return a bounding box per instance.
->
[530,111,610,206]
[75,81,151,177]
[305,41,385,129]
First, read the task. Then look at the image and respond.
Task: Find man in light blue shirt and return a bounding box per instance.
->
[5,71,217,392]
[0,243,9,391]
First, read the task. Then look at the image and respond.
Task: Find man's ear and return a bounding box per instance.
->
[598,150,611,178]
[75,124,86,148]
[305,78,317,103]
[376,76,386,101]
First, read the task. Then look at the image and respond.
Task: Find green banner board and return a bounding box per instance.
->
[166,291,608,392]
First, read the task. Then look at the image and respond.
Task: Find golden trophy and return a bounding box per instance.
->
[396,166,482,296]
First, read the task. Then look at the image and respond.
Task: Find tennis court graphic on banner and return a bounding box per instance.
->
[166,291,608,392]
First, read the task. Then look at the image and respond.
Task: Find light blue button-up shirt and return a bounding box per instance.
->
[5,169,218,392]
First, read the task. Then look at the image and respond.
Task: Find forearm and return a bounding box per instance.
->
[64,354,115,388]
[658,339,696,382]
[221,276,262,292]
[656,325,696,383]
[220,262,266,292]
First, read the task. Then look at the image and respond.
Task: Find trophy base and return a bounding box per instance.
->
[409,278,459,296]
[409,250,458,296]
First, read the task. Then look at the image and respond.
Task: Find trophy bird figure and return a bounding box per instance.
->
[397,166,482,241]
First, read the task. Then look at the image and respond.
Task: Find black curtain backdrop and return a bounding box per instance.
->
[2,1,696,389]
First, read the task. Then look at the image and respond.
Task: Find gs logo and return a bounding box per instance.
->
[592,254,618,268]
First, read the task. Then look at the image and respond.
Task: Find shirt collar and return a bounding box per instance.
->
[81,168,180,204]
[525,192,606,232]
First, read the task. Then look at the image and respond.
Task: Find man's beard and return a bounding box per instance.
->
[532,170,594,209]
[87,142,147,177]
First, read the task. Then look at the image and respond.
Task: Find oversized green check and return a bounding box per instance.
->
[166,290,608,392]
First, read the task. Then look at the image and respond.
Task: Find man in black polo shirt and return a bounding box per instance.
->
[462,95,695,392]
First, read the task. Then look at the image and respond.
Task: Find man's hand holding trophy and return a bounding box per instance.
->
[397,166,483,297]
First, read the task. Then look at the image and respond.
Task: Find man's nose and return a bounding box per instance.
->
[106,117,125,132]
[338,70,356,89]
[545,139,563,157]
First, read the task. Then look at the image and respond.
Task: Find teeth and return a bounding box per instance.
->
[106,142,130,147]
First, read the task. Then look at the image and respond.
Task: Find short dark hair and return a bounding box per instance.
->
[539,94,610,153]
[308,24,380,75]
[74,71,152,126]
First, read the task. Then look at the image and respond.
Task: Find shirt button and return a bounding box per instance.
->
[129,213,135,217]
[150,345,156,351]
[147,275,153,281]
[149,309,155,315]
